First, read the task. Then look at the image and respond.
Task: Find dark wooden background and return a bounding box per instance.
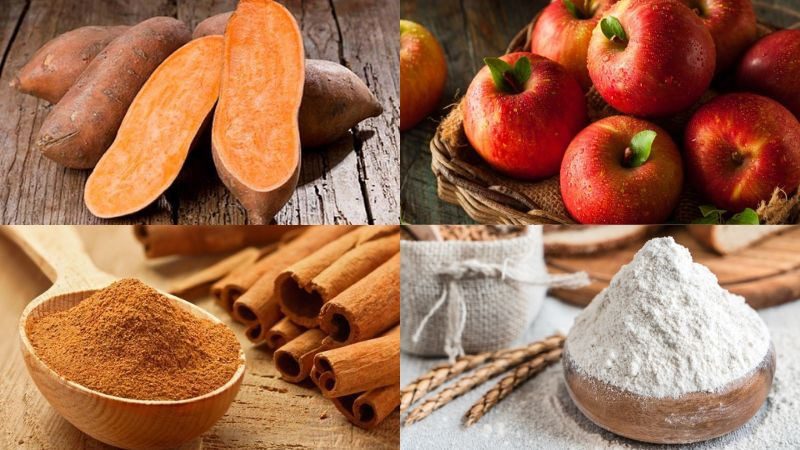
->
[400,0,800,225]
[0,0,399,225]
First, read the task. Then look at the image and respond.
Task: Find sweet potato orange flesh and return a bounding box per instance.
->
[11,25,129,104]
[84,36,224,218]
[196,11,382,148]
[35,17,191,169]
[211,0,304,224]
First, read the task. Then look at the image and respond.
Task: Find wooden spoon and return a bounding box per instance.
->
[6,226,246,450]
[563,344,776,444]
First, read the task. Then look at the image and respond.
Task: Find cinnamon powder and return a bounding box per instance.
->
[26,278,241,401]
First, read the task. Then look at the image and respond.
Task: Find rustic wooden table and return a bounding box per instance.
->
[0,0,399,225]
[400,0,800,225]
[0,226,398,449]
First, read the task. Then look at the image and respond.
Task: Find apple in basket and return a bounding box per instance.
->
[529,0,616,91]
[684,93,800,211]
[587,0,715,117]
[400,20,448,131]
[678,0,757,74]
[463,52,587,180]
[560,115,683,224]
[736,30,800,119]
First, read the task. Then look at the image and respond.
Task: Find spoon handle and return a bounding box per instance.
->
[2,225,115,292]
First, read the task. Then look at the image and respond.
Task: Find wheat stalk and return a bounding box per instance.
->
[463,347,563,427]
[403,334,564,426]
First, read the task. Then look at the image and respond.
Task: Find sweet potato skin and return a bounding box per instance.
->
[35,17,191,169]
[196,11,382,148]
[300,60,382,147]
[84,36,224,218]
[11,25,129,104]
[192,12,233,39]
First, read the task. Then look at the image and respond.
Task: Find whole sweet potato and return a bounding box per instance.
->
[35,17,191,169]
[192,12,232,39]
[11,25,129,104]
[196,11,383,148]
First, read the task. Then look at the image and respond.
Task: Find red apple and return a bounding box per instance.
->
[463,52,587,180]
[529,0,615,90]
[679,0,757,74]
[587,0,715,117]
[400,20,447,131]
[736,30,800,119]
[560,116,683,224]
[684,93,800,211]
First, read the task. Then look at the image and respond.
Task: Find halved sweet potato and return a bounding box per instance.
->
[211,0,304,224]
[196,11,382,148]
[83,36,224,218]
[11,25,129,104]
[35,17,191,169]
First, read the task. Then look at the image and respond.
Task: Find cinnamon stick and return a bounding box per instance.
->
[133,225,300,258]
[218,226,354,316]
[274,329,328,383]
[276,226,398,327]
[314,326,400,398]
[318,253,400,345]
[331,384,400,430]
[264,317,305,349]
[169,247,261,298]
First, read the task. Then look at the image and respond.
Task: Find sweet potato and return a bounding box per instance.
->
[192,12,232,39]
[35,17,191,169]
[84,36,224,218]
[197,11,382,147]
[10,25,129,104]
[300,59,382,147]
[211,0,304,224]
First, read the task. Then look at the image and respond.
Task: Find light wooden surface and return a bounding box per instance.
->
[563,345,776,444]
[0,0,399,225]
[0,226,399,449]
[548,227,800,309]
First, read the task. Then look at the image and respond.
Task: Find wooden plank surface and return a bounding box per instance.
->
[399,0,800,225]
[547,227,800,309]
[0,226,399,449]
[0,0,398,225]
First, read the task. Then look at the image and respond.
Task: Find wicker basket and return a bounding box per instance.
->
[430,7,790,225]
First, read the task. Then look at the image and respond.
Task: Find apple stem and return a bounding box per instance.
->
[623,147,634,166]
[731,151,745,166]
[502,72,523,93]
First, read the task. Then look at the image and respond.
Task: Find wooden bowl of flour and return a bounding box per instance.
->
[7,226,246,450]
[562,344,776,444]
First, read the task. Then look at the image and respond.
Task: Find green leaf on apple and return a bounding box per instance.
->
[563,0,578,17]
[626,130,656,168]
[601,16,627,44]
[693,205,726,224]
[484,56,531,94]
[728,208,760,225]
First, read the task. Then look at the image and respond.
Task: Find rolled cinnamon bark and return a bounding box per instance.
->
[274,329,328,383]
[133,225,300,258]
[331,384,400,430]
[318,253,400,344]
[276,226,398,327]
[314,326,400,398]
[219,226,354,316]
[264,317,305,349]
[169,247,261,298]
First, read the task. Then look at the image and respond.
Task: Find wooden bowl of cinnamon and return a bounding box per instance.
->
[562,345,776,444]
[8,226,246,450]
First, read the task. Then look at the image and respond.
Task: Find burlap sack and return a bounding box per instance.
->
[401,227,588,359]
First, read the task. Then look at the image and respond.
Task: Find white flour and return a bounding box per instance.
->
[566,237,770,398]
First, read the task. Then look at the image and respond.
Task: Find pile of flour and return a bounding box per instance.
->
[566,237,770,398]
